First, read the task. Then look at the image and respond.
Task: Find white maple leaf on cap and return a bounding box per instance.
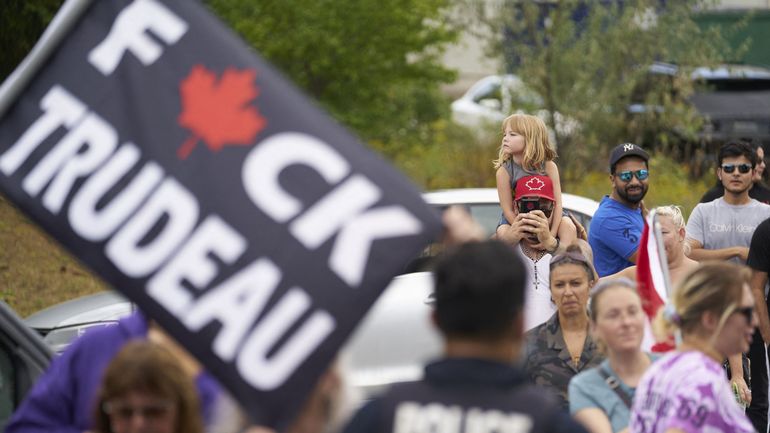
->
[525,177,546,191]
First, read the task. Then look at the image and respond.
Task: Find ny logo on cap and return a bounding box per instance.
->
[525,177,545,191]
[623,143,635,152]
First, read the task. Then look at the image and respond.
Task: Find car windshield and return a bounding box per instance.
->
[696,78,770,92]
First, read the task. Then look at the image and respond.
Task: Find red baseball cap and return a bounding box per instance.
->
[515,175,555,201]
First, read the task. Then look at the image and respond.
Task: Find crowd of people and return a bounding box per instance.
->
[7,112,770,433]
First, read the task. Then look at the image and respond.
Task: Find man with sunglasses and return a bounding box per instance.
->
[700,140,770,205]
[588,143,650,277]
[686,140,770,433]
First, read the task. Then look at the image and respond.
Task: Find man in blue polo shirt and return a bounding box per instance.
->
[588,143,650,277]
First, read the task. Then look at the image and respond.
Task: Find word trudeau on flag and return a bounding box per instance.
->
[0,0,441,428]
[636,210,675,352]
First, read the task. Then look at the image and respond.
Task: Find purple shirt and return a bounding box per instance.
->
[630,351,753,433]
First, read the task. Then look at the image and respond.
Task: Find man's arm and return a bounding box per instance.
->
[750,269,770,343]
[686,239,746,262]
[728,353,751,406]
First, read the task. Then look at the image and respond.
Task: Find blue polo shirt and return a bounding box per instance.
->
[588,195,644,277]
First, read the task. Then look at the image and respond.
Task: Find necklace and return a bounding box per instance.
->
[521,244,546,290]
[572,354,581,368]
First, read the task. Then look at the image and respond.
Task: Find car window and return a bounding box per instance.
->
[471,81,502,104]
[697,78,770,92]
[429,203,592,240]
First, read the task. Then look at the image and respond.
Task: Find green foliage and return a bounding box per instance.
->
[466,0,741,177]
[205,0,459,156]
[395,120,498,189]
[0,0,64,81]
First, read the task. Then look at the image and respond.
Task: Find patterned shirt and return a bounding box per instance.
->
[523,313,604,410]
[630,351,754,433]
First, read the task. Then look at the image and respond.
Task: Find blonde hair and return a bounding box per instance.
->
[492,114,557,170]
[653,262,749,342]
[652,205,690,255]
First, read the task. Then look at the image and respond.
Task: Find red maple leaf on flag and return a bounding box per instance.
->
[177,64,267,159]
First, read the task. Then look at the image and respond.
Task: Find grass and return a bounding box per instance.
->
[0,194,107,317]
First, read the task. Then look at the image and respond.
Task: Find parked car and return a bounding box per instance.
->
[450,74,579,140]
[685,64,770,147]
[23,189,598,397]
[24,290,134,354]
[424,187,599,237]
[0,301,52,429]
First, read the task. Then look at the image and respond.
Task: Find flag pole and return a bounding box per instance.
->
[650,209,673,297]
[0,0,94,120]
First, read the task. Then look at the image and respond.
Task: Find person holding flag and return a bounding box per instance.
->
[602,206,697,288]
[601,205,698,352]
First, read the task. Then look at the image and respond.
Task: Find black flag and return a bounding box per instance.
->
[0,0,441,427]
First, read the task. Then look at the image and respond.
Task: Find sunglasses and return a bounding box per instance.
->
[721,163,752,174]
[615,169,649,182]
[550,251,592,270]
[103,400,173,422]
[734,306,755,324]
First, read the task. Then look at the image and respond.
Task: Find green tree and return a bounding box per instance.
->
[467,0,742,178]
[0,0,64,81]
[205,0,460,157]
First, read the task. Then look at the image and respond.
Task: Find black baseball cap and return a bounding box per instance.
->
[609,143,649,173]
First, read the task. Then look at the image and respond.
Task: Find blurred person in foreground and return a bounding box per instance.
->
[6,311,222,433]
[629,262,756,433]
[523,244,604,411]
[92,340,203,433]
[340,240,588,433]
[569,279,656,433]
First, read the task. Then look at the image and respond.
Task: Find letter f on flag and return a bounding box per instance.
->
[636,210,675,352]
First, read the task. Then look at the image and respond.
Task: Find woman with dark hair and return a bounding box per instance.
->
[569,278,655,433]
[523,244,604,410]
[93,340,204,433]
[629,262,756,433]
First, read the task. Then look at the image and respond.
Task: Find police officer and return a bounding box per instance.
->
[341,240,588,433]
